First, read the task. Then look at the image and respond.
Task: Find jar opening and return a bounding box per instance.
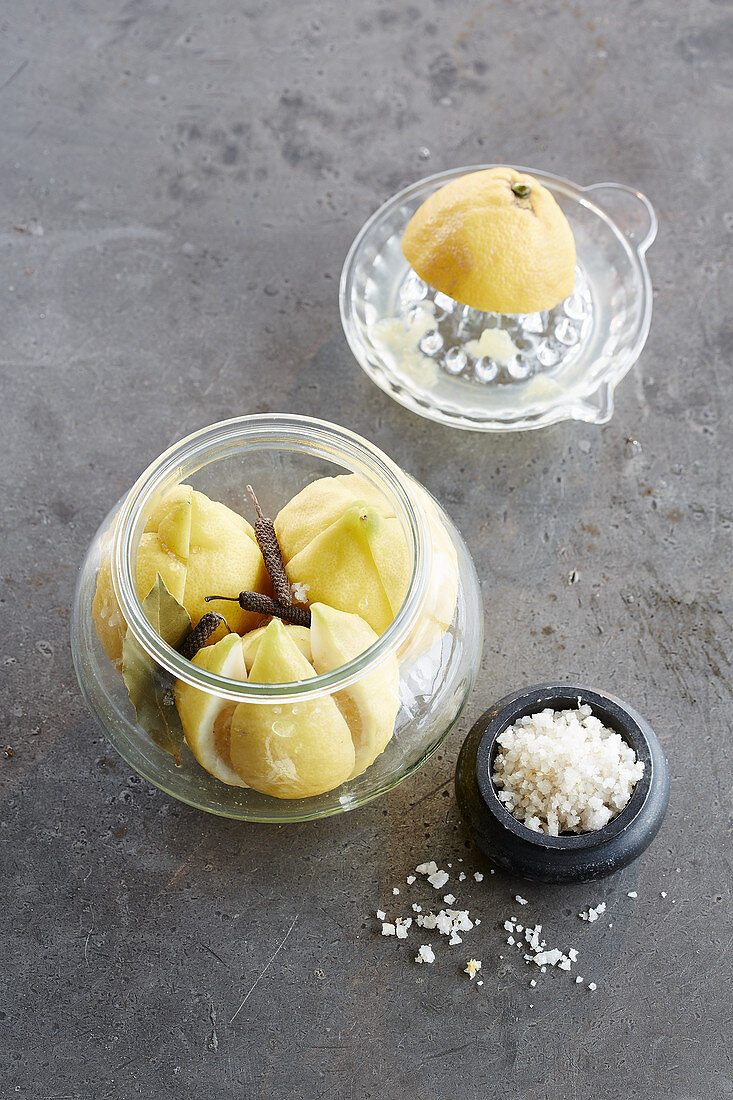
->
[111,415,432,703]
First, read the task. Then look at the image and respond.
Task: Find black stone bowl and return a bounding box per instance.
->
[455,684,669,884]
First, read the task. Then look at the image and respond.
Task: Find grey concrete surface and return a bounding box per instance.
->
[1,1,732,1097]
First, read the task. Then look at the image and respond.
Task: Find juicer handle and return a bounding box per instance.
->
[583,182,658,255]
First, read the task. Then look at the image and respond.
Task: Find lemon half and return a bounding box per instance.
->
[401,167,576,314]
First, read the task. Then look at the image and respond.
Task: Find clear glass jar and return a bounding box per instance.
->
[72,415,483,821]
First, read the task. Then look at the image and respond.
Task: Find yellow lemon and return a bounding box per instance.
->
[309,603,399,778]
[174,632,249,787]
[275,473,458,653]
[401,167,576,314]
[229,619,355,798]
[92,486,268,664]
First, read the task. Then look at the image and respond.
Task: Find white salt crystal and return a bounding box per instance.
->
[428,870,449,890]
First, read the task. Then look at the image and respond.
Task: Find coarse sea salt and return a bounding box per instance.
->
[428,870,450,890]
[579,902,606,922]
[492,704,644,836]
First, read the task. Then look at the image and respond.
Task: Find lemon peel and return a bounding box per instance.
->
[402,167,576,314]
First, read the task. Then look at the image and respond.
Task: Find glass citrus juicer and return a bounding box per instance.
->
[340,164,657,432]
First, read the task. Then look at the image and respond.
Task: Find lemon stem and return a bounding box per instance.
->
[511,182,531,199]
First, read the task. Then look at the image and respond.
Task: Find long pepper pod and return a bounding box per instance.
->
[246,485,293,606]
[205,592,311,628]
[178,612,229,660]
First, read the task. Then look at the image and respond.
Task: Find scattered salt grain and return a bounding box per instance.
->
[464,958,482,979]
[458,872,466,882]
[406,875,416,885]
[661,892,667,898]
[395,918,412,940]
[474,872,484,883]
[477,980,483,986]
[588,982,597,991]
[533,949,563,968]
[492,704,644,835]
[415,945,435,964]
[444,894,456,905]
[416,861,438,876]
[393,888,400,895]
[579,902,606,922]
[449,933,462,946]
[382,923,396,936]
[515,895,528,906]
[576,976,584,984]
[412,903,422,913]
[428,870,450,890]
[376,910,386,921]
[530,979,536,987]
[627,891,637,898]
[291,581,310,602]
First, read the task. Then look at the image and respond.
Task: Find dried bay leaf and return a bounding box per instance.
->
[122,574,192,764]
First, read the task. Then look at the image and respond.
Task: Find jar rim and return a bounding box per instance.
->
[111,414,431,703]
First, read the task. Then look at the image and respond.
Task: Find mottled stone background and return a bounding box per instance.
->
[1,1,731,1097]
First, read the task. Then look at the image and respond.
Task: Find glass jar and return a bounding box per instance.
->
[72,415,483,821]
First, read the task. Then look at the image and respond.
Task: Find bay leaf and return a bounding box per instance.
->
[122,574,192,764]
